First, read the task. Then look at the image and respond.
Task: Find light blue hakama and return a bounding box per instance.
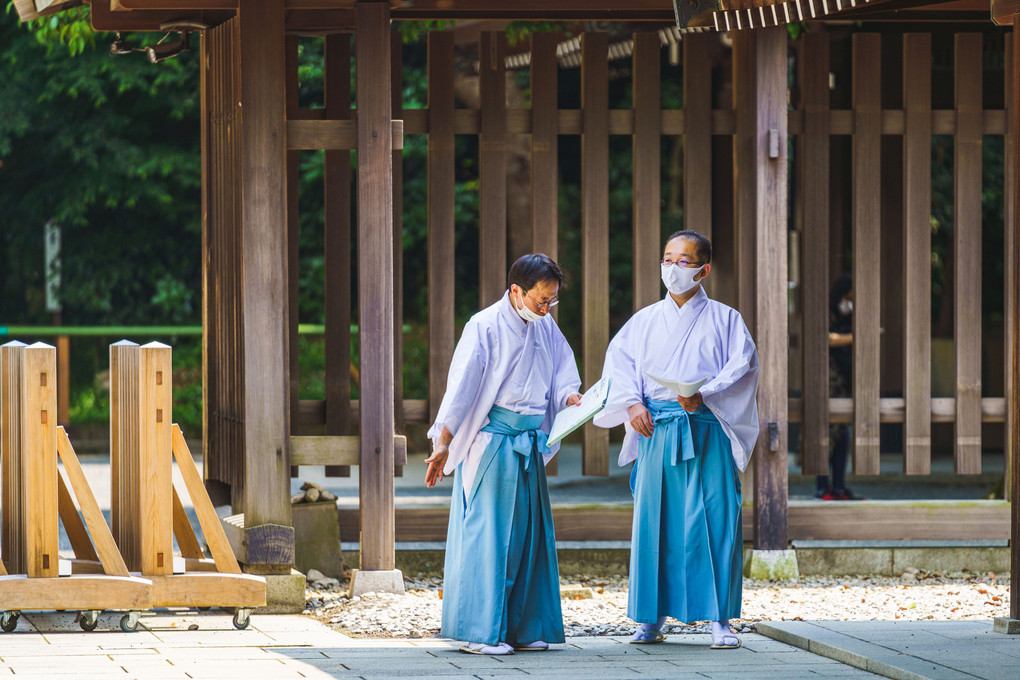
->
[628,400,743,624]
[441,406,564,646]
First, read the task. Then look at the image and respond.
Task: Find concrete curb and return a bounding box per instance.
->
[755,621,974,680]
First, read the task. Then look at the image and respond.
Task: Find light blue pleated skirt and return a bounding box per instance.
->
[628,401,743,624]
[441,406,564,646]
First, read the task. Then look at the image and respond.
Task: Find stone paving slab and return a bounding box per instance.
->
[758,620,1020,680]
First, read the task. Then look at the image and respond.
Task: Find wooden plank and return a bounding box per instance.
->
[1006,33,1015,507]
[287,119,403,150]
[479,31,508,306]
[286,34,300,480]
[800,32,831,477]
[56,468,100,563]
[954,34,984,476]
[787,396,1007,423]
[56,335,69,425]
[172,424,242,574]
[732,31,757,327]
[581,32,610,477]
[150,572,266,608]
[291,435,407,466]
[632,32,661,312]
[109,340,139,570]
[1010,16,1020,622]
[56,428,130,577]
[683,33,713,251]
[299,398,428,426]
[325,32,353,478]
[355,0,396,572]
[530,33,559,264]
[427,32,456,426]
[392,32,405,454]
[0,575,152,611]
[2,342,27,574]
[238,1,293,543]
[752,27,789,551]
[172,485,206,560]
[23,343,58,578]
[852,34,882,476]
[902,33,932,476]
[139,343,174,575]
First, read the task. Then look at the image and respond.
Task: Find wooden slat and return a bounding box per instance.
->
[239,0,292,540]
[355,0,396,572]
[1010,17,1020,621]
[287,119,404,150]
[299,398,428,427]
[172,425,242,574]
[581,32,610,477]
[427,32,456,427]
[109,340,139,570]
[1006,34,1015,505]
[2,341,27,574]
[172,485,206,560]
[632,32,661,312]
[23,343,58,578]
[954,34,984,475]
[530,33,559,264]
[800,32,831,476]
[286,34,301,480]
[788,397,1007,424]
[732,32,757,327]
[325,32,354,478]
[56,428,130,577]
[752,27,790,551]
[56,469,100,563]
[139,343,173,575]
[291,435,408,466]
[683,33,713,251]
[392,32,405,459]
[852,34,882,476]
[902,33,932,476]
[479,32,508,306]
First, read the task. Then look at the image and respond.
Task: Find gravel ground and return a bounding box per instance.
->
[302,569,1012,639]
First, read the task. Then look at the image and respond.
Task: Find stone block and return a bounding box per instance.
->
[293,501,344,579]
[560,584,594,599]
[892,547,1010,575]
[796,548,893,576]
[349,568,405,596]
[743,549,798,581]
[258,568,306,614]
[993,617,1020,634]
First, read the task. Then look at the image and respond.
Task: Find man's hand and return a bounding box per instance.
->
[425,445,449,488]
[628,403,655,437]
[677,391,703,413]
[566,393,583,407]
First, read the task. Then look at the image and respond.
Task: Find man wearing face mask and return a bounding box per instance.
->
[425,254,582,656]
[594,230,759,649]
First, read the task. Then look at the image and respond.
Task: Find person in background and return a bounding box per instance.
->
[425,254,582,656]
[594,230,759,649]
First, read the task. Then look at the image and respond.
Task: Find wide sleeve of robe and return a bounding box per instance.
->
[427,317,488,443]
[593,316,643,431]
[700,310,760,472]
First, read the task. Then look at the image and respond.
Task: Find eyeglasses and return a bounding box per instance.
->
[661,257,705,268]
[524,290,559,310]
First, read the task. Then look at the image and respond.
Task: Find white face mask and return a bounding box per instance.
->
[514,289,545,323]
[838,299,853,316]
[660,263,705,296]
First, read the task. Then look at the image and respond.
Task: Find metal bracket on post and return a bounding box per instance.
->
[768,422,780,453]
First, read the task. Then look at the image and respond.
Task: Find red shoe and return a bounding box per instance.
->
[819,489,839,501]
[834,488,865,501]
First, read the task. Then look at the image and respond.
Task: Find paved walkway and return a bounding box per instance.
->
[0,611,879,680]
[758,620,1020,680]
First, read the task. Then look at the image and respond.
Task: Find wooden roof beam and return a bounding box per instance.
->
[13,0,83,22]
[110,0,397,8]
[392,0,675,21]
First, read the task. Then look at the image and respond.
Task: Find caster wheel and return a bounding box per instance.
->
[232,609,252,630]
[1,611,20,633]
[77,610,100,632]
[119,612,140,633]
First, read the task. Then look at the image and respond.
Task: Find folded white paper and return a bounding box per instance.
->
[643,373,710,398]
[547,377,612,447]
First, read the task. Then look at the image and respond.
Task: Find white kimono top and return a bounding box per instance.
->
[428,291,582,493]
[593,287,760,472]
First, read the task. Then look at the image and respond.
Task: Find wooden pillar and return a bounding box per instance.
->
[749,27,789,551]
[238,0,293,567]
[1009,15,1020,624]
[530,32,559,265]
[392,32,405,450]
[632,32,661,312]
[355,0,396,572]
[581,32,610,477]
[732,32,757,329]
[684,33,713,247]
[800,32,831,477]
[479,32,508,306]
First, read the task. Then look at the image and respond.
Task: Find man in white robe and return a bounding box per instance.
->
[425,254,582,655]
[594,230,759,648]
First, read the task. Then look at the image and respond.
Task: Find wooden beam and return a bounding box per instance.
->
[238,1,292,547]
[530,32,559,266]
[732,32,757,328]
[355,0,396,573]
[479,31,508,307]
[57,469,100,563]
[581,32,610,477]
[852,34,882,477]
[1010,14,1020,623]
[427,32,456,427]
[392,32,405,455]
[902,33,932,476]
[800,31,831,477]
[632,32,661,313]
[23,343,58,577]
[287,119,403,150]
[291,435,407,466]
[391,0,676,20]
[787,397,1008,424]
[752,26,789,552]
[683,33,713,248]
[954,33,984,475]
[286,34,301,481]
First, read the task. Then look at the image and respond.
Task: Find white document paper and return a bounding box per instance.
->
[546,377,612,447]
[643,372,710,398]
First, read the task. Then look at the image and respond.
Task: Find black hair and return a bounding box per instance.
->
[829,273,853,316]
[507,253,566,292]
[664,230,712,264]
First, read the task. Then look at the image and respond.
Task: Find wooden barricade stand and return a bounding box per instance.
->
[110,341,265,629]
[0,341,152,632]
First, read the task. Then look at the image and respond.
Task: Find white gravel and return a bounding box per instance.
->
[302,569,1011,639]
